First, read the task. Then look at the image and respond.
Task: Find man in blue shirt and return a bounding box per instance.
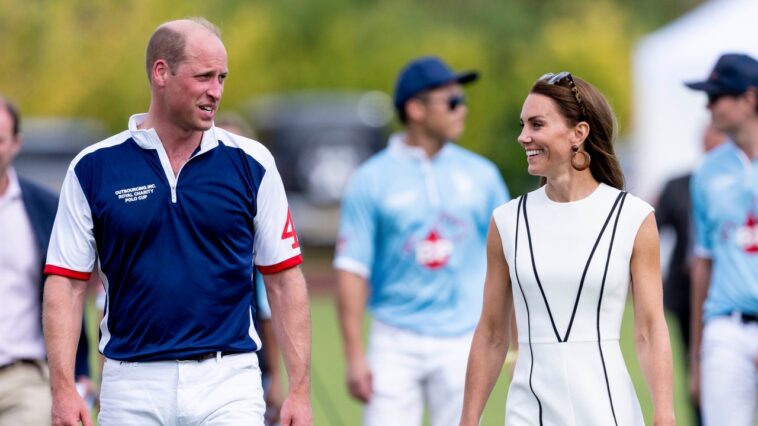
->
[686,53,758,425]
[43,18,311,426]
[334,56,510,426]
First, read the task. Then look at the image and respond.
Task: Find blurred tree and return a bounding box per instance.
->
[0,0,705,196]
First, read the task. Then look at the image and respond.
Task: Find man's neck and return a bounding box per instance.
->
[139,112,203,156]
[404,127,445,158]
[731,119,758,160]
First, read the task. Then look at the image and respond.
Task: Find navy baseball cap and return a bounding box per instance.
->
[393,56,479,113]
[685,53,758,95]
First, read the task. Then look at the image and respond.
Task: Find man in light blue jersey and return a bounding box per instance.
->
[334,56,510,426]
[685,53,758,426]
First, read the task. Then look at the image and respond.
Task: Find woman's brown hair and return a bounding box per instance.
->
[531,75,625,190]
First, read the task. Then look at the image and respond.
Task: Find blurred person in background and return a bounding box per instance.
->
[654,123,725,425]
[460,72,675,425]
[42,18,311,426]
[0,96,92,424]
[685,53,758,426]
[334,56,510,426]
[216,112,285,426]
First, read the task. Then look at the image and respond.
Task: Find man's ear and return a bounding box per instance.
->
[151,60,170,87]
[9,133,21,159]
[405,98,426,123]
[744,87,758,109]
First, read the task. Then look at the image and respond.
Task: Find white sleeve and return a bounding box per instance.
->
[44,166,97,280]
[253,162,302,274]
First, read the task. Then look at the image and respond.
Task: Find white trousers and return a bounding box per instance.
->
[99,352,265,426]
[364,320,473,426]
[700,314,758,426]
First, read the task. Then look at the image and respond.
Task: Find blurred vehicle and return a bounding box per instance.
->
[244,91,393,246]
[15,93,392,247]
[13,118,108,193]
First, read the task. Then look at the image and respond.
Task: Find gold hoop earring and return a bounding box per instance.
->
[571,144,590,171]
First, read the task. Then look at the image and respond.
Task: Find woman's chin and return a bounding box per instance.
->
[526,163,543,176]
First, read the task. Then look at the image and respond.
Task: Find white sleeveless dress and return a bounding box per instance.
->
[492,183,652,426]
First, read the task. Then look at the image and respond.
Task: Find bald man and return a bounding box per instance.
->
[43,18,312,426]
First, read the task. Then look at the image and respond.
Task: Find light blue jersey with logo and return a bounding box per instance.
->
[334,134,510,336]
[691,141,758,320]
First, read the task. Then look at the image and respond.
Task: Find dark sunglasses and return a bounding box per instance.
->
[447,94,466,111]
[538,71,588,118]
[418,94,467,111]
[707,92,739,105]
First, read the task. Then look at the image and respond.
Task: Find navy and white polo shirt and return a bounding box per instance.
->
[45,114,302,362]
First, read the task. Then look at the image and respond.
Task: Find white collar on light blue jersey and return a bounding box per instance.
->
[387,132,453,161]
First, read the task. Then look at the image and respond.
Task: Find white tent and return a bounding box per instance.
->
[631,0,758,201]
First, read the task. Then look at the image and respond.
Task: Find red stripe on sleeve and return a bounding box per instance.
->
[44,265,91,281]
[257,255,303,275]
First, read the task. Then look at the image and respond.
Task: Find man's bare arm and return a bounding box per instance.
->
[43,274,92,426]
[263,266,312,426]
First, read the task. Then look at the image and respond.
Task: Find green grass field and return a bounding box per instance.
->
[307,296,695,426]
[85,295,696,425]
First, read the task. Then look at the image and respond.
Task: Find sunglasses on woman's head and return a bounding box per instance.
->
[539,71,572,85]
[538,71,588,118]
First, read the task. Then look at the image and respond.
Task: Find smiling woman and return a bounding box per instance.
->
[460,74,676,426]
[519,73,624,193]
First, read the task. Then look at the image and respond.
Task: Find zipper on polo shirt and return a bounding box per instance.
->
[135,126,214,204]
[155,147,204,204]
[168,157,199,204]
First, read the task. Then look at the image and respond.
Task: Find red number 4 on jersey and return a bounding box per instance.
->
[281,209,300,249]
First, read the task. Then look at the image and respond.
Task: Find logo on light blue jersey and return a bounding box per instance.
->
[735,211,758,254]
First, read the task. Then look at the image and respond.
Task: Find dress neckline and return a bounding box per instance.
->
[538,182,610,206]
